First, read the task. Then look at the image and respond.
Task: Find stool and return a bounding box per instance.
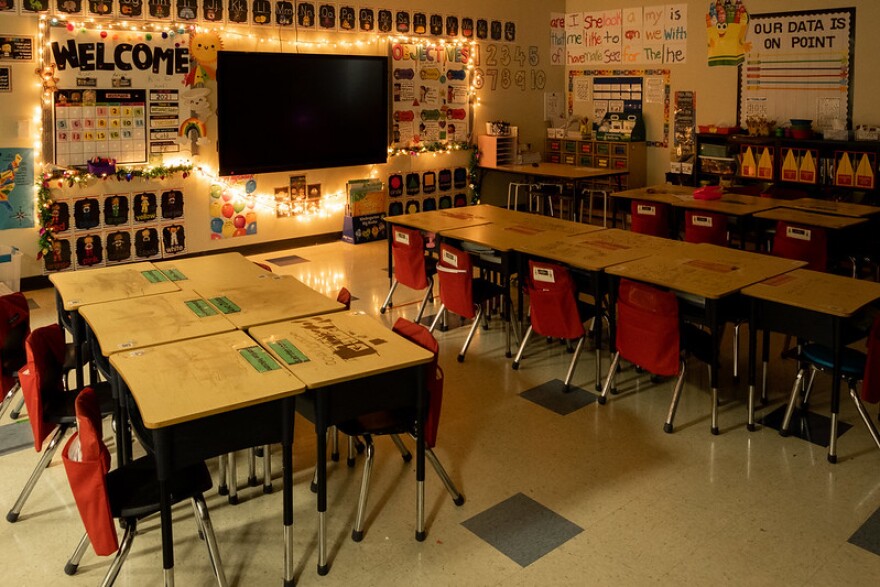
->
[579,189,609,226]
[507,183,532,211]
[529,183,562,217]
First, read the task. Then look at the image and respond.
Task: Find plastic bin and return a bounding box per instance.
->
[0,245,22,292]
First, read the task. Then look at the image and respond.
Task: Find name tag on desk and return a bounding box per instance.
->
[185,299,218,317]
[239,346,282,373]
[141,269,169,283]
[268,339,311,365]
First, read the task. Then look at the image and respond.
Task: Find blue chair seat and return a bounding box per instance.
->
[801,343,865,377]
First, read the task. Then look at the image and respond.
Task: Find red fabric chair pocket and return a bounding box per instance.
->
[527,261,585,340]
[861,316,880,403]
[392,318,443,447]
[616,280,680,377]
[772,221,827,271]
[437,244,475,319]
[392,227,430,290]
[630,200,670,238]
[685,211,728,246]
[0,292,30,393]
[62,434,118,556]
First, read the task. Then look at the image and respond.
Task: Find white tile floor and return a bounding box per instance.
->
[2,238,880,586]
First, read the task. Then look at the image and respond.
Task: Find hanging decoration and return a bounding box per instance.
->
[707,0,751,67]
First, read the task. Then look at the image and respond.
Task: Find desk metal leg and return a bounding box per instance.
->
[708,301,721,435]
[747,302,758,431]
[593,274,603,392]
[156,430,175,587]
[282,397,296,587]
[416,366,426,541]
[828,319,842,463]
[316,395,329,576]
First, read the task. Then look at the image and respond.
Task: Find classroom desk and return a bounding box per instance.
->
[611,185,781,245]
[781,197,880,218]
[604,243,805,433]
[194,275,347,330]
[79,290,238,464]
[154,251,273,290]
[250,312,434,576]
[110,330,306,586]
[516,228,686,393]
[440,213,602,356]
[753,207,869,230]
[741,270,880,461]
[49,262,180,387]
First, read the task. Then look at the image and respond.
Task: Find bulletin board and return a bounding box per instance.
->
[738,8,855,130]
[568,69,670,147]
[390,42,471,150]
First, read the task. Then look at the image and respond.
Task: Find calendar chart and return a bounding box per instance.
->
[54,89,148,167]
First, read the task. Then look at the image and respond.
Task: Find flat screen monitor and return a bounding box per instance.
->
[217,51,389,176]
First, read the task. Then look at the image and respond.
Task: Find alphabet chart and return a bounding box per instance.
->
[54,89,148,167]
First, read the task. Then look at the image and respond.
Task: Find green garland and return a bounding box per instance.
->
[388,140,473,157]
[468,145,480,204]
[35,163,193,260]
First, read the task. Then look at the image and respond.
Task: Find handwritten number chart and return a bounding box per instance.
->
[472,44,546,92]
[54,89,148,167]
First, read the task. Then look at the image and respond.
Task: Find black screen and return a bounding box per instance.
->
[217,51,389,176]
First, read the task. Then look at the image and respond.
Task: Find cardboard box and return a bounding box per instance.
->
[342,213,387,244]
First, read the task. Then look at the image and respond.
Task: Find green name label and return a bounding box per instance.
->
[141,270,169,283]
[269,339,310,365]
[239,346,282,372]
[185,299,218,318]
[209,296,241,314]
[161,268,188,281]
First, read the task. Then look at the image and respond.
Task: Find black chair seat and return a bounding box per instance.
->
[43,380,114,425]
[107,456,213,520]
[802,343,865,377]
[337,409,414,439]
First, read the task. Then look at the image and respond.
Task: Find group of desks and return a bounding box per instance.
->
[48,252,434,585]
[386,202,880,460]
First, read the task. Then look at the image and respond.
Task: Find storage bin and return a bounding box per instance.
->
[0,245,22,291]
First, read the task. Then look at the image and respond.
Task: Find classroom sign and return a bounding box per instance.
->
[0,149,34,230]
[564,4,688,66]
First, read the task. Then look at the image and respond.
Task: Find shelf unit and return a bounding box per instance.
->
[478,134,518,167]
[544,138,646,190]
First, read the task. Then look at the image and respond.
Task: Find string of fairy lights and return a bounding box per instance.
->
[32,14,481,256]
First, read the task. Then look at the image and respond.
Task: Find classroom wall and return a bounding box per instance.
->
[0,1,564,280]
[562,0,880,187]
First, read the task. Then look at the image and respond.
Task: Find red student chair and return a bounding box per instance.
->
[630,200,671,238]
[512,260,591,392]
[61,387,227,586]
[381,226,437,323]
[684,210,729,247]
[778,316,880,459]
[429,243,505,362]
[0,292,30,420]
[772,220,828,272]
[337,318,464,542]
[603,279,712,433]
[7,324,114,523]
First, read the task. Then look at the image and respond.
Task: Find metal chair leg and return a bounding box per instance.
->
[0,382,20,420]
[7,423,70,522]
[428,304,446,333]
[457,307,483,362]
[380,280,400,314]
[511,325,534,370]
[227,451,238,505]
[248,447,258,487]
[351,437,375,542]
[262,445,272,494]
[193,494,228,587]
[100,519,137,587]
[390,433,411,461]
[600,351,620,404]
[64,531,91,575]
[664,360,687,433]
[426,448,465,506]
[802,367,818,407]
[217,455,228,495]
[415,278,434,324]
[563,336,586,392]
[850,383,880,451]
[8,394,25,419]
[780,368,806,436]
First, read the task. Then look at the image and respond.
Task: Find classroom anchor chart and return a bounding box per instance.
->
[564,4,688,66]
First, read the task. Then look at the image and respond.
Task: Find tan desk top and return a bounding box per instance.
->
[605,243,806,299]
[50,262,180,310]
[669,192,780,216]
[741,269,880,318]
[249,311,433,389]
[610,184,693,205]
[782,197,880,218]
[753,207,869,230]
[481,162,628,181]
[516,228,685,272]
[154,252,273,290]
[442,217,601,253]
[386,207,494,233]
[79,290,237,356]
[194,275,346,330]
[110,330,306,429]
